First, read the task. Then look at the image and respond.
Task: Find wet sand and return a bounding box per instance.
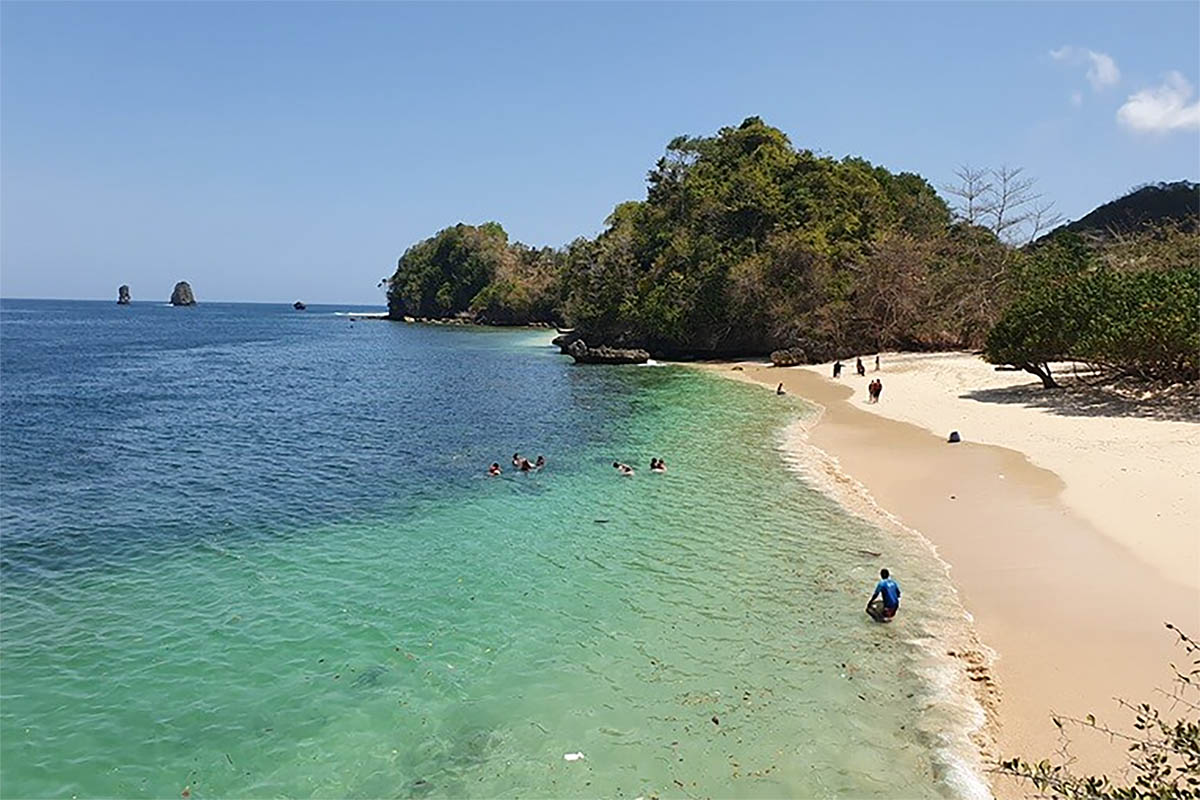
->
[703,360,1199,794]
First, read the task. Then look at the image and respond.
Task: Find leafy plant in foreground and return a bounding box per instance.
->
[994,624,1200,799]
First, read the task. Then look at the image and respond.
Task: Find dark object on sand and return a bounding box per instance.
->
[117,285,131,305]
[169,281,196,306]
[948,431,961,443]
[293,301,307,311]
[866,597,893,623]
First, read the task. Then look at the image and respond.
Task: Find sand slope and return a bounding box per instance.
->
[703,354,1200,794]
[806,352,1200,591]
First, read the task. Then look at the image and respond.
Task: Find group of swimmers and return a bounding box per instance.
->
[488,453,545,475]
[612,458,667,476]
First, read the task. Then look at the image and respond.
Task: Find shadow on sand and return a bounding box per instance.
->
[961,377,1199,424]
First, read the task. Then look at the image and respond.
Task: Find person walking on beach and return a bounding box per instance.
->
[874,379,883,403]
[833,360,843,378]
[866,568,901,621]
[856,357,865,377]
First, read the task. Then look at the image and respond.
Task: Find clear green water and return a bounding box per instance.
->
[1,301,986,798]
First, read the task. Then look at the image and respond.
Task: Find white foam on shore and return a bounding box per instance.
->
[774,414,996,800]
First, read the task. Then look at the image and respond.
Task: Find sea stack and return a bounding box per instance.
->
[117,285,131,305]
[169,281,196,306]
[293,301,307,311]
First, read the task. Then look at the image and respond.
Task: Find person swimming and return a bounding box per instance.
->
[613,461,634,476]
[534,455,545,469]
[519,457,534,472]
[650,458,666,473]
[487,462,502,476]
[512,452,522,468]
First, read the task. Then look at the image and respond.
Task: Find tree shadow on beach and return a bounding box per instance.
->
[960,377,1200,423]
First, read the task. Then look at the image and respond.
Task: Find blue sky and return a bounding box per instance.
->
[3,2,1197,304]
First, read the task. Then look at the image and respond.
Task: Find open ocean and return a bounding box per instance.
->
[0,299,988,798]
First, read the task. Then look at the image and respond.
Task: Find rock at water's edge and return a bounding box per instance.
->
[770,346,807,367]
[117,285,131,305]
[170,281,196,306]
[566,339,649,365]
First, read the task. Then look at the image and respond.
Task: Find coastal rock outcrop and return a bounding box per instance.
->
[566,339,649,365]
[169,282,196,306]
[117,285,131,305]
[770,347,808,367]
[552,331,583,353]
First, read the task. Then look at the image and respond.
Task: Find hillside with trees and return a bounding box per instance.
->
[384,117,1199,384]
[1047,180,1199,241]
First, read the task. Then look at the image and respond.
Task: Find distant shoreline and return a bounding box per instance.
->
[698,354,1199,795]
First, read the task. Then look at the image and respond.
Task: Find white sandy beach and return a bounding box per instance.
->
[705,353,1200,795]
[805,352,1200,592]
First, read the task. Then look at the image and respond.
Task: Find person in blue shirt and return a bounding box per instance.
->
[867,568,901,622]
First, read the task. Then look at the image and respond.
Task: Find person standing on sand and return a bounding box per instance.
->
[856,357,865,377]
[875,354,880,371]
[833,360,843,378]
[867,568,901,621]
[874,379,883,403]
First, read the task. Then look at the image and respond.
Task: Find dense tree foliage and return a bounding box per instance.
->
[561,117,960,356]
[386,222,563,325]
[985,231,1200,386]
[384,117,1198,385]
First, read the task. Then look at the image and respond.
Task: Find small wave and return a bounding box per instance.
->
[638,359,667,367]
[773,416,995,800]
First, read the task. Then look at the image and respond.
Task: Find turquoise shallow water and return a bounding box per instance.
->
[1,300,984,798]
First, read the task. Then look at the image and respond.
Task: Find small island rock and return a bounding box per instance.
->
[117,285,131,305]
[293,301,307,311]
[170,282,196,306]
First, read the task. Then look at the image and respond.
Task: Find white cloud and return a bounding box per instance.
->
[1117,71,1200,133]
[1049,45,1120,91]
[1085,51,1120,90]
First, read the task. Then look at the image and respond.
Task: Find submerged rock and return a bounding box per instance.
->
[169,281,196,306]
[117,285,131,305]
[566,339,649,365]
[770,346,807,366]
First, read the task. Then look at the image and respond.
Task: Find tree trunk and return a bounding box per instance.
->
[1022,361,1058,389]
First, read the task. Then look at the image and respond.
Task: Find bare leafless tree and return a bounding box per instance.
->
[944,165,1064,245]
[1025,199,1066,245]
[942,165,993,225]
